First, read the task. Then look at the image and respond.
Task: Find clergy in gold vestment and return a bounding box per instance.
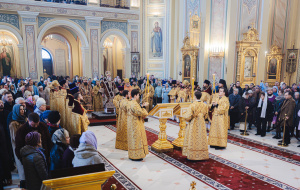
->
[92,80,103,111]
[168,87,177,103]
[183,91,209,161]
[208,88,229,149]
[124,78,133,98]
[115,90,130,150]
[141,84,154,112]
[132,81,141,103]
[127,89,149,161]
[113,86,124,128]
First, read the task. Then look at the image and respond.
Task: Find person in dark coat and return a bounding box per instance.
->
[229,88,241,130]
[20,132,48,190]
[50,128,70,171]
[266,88,276,132]
[273,89,285,139]
[293,92,300,138]
[238,92,254,132]
[247,90,256,130]
[62,134,81,168]
[0,101,12,188]
[236,81,243,96]
[255,92,274,137]
[277,91,296,145]
[3,91,14,112]
[15,113,52,163]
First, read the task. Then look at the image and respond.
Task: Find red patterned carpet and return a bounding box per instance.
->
[106,124,294,190]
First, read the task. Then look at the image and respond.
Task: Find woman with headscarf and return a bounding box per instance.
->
[255,92,274,137]
[20,132,48,190]
[9,104,27,187]
[162,83,171,103]
[72,131,103,167]
[25,96,36,113]
[62,134,81,168]
[272,90,286,139]
[273,86,279,96]
[50,128,70,171]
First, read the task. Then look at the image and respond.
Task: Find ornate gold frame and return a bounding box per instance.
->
[181,35,199,82]
[236,27,262,87]
[266,45,283,85]
[189,14,201,47]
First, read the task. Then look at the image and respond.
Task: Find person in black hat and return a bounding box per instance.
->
[59,80,67,89]
[113,86,125,126]
[47,111,62,137]
[217,79,228,97]
[201,80,212,104]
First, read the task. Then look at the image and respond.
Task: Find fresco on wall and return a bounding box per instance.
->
[0,45,14,77]
[149,17,163,60]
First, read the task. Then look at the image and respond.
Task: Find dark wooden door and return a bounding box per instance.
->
[117,70,122,79]
[43,59,53,76]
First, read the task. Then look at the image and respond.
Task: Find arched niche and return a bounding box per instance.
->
[0,25,24,77]
[100,29,131,78]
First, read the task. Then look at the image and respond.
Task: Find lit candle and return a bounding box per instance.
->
[212,74,216,94]
[147,73,150,94]
[192,78,194,103]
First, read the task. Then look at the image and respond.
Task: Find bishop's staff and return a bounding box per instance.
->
[241,109,249,136]
[191,78,194,103]
[278,114,288,147]
[212,74,216,94]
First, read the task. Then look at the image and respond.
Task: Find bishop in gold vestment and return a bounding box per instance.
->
[183,92,209,160]
[208,88,229,149]
[115,91,130,150]
[92,81,103,111]
[127,90,149,160]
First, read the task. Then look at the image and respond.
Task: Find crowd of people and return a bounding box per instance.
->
[0,75,103,190]
[1,73,300,189]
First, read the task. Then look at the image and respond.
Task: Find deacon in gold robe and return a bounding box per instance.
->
[177,87,187,102]
[113,86,124,128]
[92,80,103,111]
[208,88,229,149]
[141,83,154,112]
[115,90,130,150]
[127,89,149,161]
[168,87,177,103]
[132,81,141,103]
[183,91,209,161]
[124,78,133,98]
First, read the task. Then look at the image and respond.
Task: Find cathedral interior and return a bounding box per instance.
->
[1,0,300,190]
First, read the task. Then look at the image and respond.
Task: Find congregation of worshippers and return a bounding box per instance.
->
[0,73,299,190]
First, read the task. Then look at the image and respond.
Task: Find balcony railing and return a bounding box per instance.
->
[34,0,131,9]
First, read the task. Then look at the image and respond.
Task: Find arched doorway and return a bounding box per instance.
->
[100,30,130,79]
[41,48,53,77]
[38,20,89,78]
[41,33,72,78]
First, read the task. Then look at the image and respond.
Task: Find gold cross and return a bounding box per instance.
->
[251,22,255,29]
[190,181,196,188]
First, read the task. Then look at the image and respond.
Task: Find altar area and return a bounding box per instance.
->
[85,117,300,190]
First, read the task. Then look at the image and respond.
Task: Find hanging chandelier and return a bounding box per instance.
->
[0,32,12,46]
[103,41,113,48]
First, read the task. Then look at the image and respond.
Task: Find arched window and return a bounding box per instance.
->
[42,49,51,59]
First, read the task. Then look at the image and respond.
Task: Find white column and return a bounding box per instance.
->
[121,47,131,78]
[85,16,103,78]
[257,0,271,84]
[100,47,107,75]
[224,0,238,85]
[18,11,40,79]
[17,44,27,77]
[198,0,211,85]
[81,46,91,77]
